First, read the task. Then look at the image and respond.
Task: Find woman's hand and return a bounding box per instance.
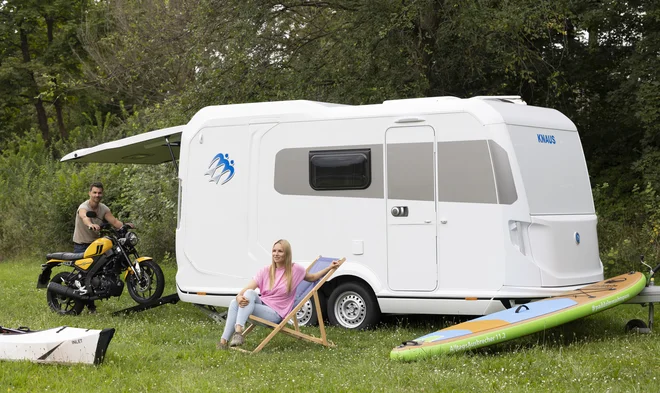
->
[236,280,258,307]
[304,259,343,282]
[237,294,250,307]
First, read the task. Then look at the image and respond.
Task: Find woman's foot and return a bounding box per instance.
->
[216,341,228,350]
[229,332,244,347]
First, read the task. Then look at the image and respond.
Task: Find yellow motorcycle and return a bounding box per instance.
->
[37,213,165,315]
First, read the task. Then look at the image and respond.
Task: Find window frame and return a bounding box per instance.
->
[308,148,372,191]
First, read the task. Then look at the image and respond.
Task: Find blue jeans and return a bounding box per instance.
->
[221,289,283,341]
[73,243,90,254]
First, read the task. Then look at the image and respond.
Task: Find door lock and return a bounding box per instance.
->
[391,206,409,217]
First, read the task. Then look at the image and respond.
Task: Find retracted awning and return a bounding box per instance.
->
[61,125,184,164]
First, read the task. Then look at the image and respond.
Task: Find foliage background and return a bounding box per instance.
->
[0,0,659,273]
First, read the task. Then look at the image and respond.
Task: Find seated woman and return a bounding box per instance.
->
[217,239,340,349]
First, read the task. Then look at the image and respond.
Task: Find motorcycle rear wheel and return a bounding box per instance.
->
[47,272,85,315]
[126,260,165,304]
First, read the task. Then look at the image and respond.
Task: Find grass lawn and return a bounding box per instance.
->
[1,257,659,392]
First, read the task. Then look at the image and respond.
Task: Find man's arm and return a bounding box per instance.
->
[78,208,100,231]
[103,210,127,230]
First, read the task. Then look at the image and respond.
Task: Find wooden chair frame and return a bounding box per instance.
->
[231,256,345,354]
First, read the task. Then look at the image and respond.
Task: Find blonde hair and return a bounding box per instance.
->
[269,239,293,293]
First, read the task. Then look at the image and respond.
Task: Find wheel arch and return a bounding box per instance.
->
[317,260,383,300]
[319,274,378,304]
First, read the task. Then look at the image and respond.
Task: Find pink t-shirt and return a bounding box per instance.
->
[253,263,306,318]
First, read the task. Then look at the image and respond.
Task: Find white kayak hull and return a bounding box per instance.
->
[0,326,115,365]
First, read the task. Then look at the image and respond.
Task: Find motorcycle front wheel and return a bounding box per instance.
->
[126,260,165,304]
[46,272,85,315]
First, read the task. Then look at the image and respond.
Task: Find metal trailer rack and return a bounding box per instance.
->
[624,285,660,333]
[623,257,660,333]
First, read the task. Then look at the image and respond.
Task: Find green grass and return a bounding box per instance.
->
[1,257,659,393]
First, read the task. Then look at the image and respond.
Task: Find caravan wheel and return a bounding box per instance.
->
[296,300,318,326]
[328,282,380,330]
[296,294,327,326]
[296,300,316,326]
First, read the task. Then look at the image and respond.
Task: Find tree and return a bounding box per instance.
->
[79,0,203,110]
[631,0,660,182]
[0,0,90,144]
[0,0,50,140]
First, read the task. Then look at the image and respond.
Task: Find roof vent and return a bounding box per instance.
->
[473,96,527,105]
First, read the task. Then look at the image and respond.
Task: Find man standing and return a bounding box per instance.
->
[73,182,132,313]
[73,182,130,253]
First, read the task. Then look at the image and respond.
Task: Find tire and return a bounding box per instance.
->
[296,299,318,326]
[126,260,165,304]
[625,318,650,334]
[296,294,327,326]
[47,272,84,316]
[327,282,380,330]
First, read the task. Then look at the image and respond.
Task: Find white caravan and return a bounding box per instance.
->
[62,96,603,329]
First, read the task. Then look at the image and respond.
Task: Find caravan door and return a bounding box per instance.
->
[385,126,438,291]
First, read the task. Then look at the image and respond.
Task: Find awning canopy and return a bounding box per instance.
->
[61,125,184,164]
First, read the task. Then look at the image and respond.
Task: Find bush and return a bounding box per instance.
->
[0,132,126,257]
[0,103,181,262]
[594,182,660,277]
[115,164,178,262]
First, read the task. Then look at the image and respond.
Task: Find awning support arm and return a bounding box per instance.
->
[165,137,179,173]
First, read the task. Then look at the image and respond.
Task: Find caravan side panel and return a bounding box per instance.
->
[256,118,388,293]
[432,113,508,293]
[176,124,257,296]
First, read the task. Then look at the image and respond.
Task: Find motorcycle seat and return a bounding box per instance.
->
[46,252,85,261]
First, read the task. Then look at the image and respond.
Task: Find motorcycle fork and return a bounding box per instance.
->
[119,247,142,278]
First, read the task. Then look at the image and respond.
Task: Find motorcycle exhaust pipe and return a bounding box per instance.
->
[47,282,95,301]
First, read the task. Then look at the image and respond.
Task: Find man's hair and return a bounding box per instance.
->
[89,182,104,191]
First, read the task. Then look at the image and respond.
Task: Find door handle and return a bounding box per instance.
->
[391,206,409,217]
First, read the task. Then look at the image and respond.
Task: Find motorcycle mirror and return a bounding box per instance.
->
[86,211,97,218]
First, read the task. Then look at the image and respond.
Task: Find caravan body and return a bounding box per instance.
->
[63,96,603,328]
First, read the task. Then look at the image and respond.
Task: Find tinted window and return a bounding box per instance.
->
[309,149,371,190]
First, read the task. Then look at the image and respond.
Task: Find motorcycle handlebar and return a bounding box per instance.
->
[89,223,128,235]
[88,223,135,233]
[88,222,111,230]
[86,211,135,232]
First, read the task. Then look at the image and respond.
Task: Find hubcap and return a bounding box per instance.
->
[334,291,366,329]
[296,300,313,325]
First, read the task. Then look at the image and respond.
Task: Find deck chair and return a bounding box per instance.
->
[232,256,345,354]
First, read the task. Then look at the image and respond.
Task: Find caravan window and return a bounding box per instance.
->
[309,149,371,190]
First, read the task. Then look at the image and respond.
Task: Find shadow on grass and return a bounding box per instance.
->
[379,313,474,330]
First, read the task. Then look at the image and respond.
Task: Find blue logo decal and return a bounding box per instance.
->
[537,134,556,144]
[575,232,580,245]
[205,153,235,185]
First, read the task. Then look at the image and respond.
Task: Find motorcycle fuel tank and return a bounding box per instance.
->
[83,238,113,258]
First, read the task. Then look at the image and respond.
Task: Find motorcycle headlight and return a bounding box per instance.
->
[126,232,139,247]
